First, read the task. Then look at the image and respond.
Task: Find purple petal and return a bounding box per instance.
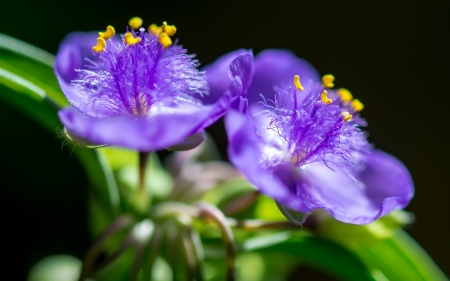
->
[359,150,414,216]
[54,32,99,113]
[247,49,320,104]
[202,49,253,104]
[225,109,311,212]
[297,162,384,224]
[59,86,234,151]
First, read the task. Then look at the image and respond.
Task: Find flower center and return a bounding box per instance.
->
[261,75,368,168]
[73,17,208,117]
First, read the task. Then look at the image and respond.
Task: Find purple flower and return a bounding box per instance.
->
[205,50,414,224]
[55,20,253,151]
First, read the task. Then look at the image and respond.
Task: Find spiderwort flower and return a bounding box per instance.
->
[55,18,252,151]
[205,50,414,224]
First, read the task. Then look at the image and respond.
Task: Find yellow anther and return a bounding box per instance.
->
[149,24,162,35]
[159,33,172,49]
[92,37,106,53]
[98,25,115,40]
[341,111,353,122]
[351,99,364,112]
[162,21,177,36]
[293,75,304,91]
[129,17,143,30]
[124,32,142,45]
[337,88,353,102]
[321,90,332,105]
[322,74,335,88]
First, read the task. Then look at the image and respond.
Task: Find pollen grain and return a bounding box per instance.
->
[293,75,304,91]
[99,25,115,40]
[124,32,142,45]
[341,111,353,122]
[129,17,143,30]
[162,21,177,36]
[322,74,335,88]
[337,88,353,102]
[351,99,364,112]
[92,37,106,52]
[159,33,172,49]
[321,90,332,105]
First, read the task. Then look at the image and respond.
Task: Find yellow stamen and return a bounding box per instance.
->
[337,88,353,102]
[92,37,106,53]
[322,74,335,88]
[341,111,353,122]
[98,25,115,40]
[159,33,172,49]
[124,32,142,45]
[321,90,332,105]
[149,24,162,35]
[129,17,143,30]
[162,21,177,36]
[351,99,364,112]
[293,75,304,91]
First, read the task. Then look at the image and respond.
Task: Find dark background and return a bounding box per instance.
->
[0,0,449,279]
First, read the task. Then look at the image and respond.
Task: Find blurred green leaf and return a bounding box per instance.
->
[354,230,448,281]
[27,255,82,281]
[115,153,174,208]
[316,211,448,281]
[242,232,376,281]
[0,33,120,219]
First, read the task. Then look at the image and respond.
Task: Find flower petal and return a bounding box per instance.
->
[202,49,253,104]
[55,32,98,113]
[296,162,383,224]
[225,109,311,212]
[58,88,235,151]
[247,49,320,104]
[359,150,414,216]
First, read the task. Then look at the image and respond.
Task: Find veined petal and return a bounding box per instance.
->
[359,150,414,215]
[55,32,98,114]
[225,109,311,212]
[202,49,250,104]
[248,49,320,104]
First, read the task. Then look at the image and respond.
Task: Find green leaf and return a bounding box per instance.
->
[242,232,376,281]
[27,255,82,281]
[0,33,120,219]
[354,230,449,281]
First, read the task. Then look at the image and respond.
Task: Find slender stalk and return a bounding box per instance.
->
[134,151,151,214]
[227,218,299,230]
[222,191,260,216]
[138,151,149,193]
[93,233,135,272]
[151,201,199,220]
[78,215,134,281]
[197,202,236,281]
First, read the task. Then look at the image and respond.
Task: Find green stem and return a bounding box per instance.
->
[197,202,236,281]
[227,218,300,230]
[222,191,260,216]
[138,152,149,193]
[78,215,134,281]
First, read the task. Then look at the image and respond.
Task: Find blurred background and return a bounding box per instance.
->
[0,0,449,279]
